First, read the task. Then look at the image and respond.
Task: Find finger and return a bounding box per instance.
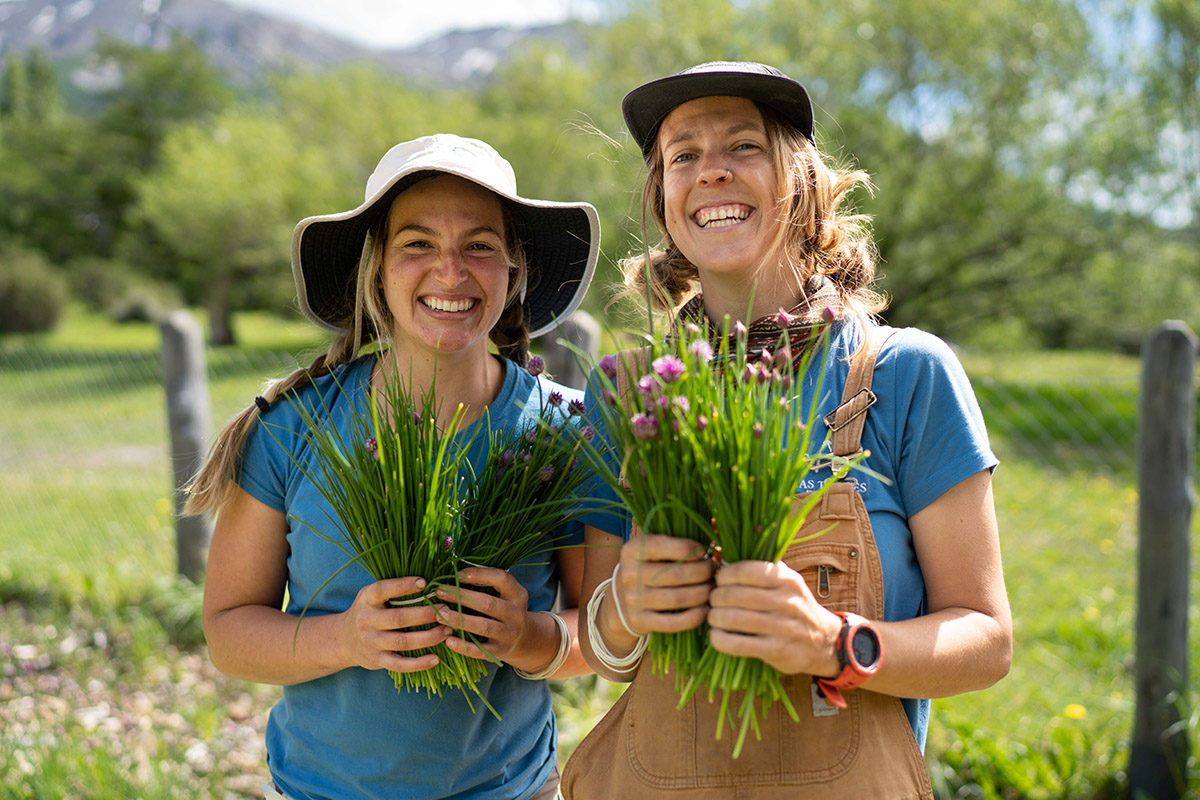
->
[444,635,502,662]
[378,651,441,674]
[620,558,714,590]
[713,559,796,589]
[382,604,440,631]
[708,627,780,661]
[708,584,790,613]
[627,534,708,563]
[377,625,452,654]
[707,605,787,637]
[434,584,512,621]
[627,584,713,614]
[367,576,431,605]
[636,606,710,634]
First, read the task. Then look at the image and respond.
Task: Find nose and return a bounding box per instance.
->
[432,250,468,286]
[697,157,732,186]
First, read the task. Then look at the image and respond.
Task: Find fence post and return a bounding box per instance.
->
[1131,320,1196,800]
[160,310,213,582]
[540,310,600,391]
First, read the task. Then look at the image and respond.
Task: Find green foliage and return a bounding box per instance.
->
[0,246,68,333]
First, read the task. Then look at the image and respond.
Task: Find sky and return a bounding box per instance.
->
[221,0,602,50]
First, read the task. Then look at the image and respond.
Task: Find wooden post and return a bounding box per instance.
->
[1131,320,1196,800]
[160,310,213,582]
[540,310,600,391]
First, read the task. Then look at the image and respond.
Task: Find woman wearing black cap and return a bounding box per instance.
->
[187,134,599,800]
[565,63,1012,798]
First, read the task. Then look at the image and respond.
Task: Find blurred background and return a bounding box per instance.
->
[1,0,1197,797]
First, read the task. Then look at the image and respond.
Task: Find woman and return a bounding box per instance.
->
[187,134,600,800]
[564,62,1012,798]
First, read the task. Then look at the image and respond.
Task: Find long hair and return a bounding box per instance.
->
[185,190,530,518]
[620,103,885,322]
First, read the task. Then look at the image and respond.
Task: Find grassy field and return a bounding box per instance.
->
[1,307,1197,798]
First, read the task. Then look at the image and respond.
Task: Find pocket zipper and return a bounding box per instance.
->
[817,565,832,599]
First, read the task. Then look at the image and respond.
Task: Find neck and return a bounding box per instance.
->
[375,345,504,430]
[697,265,807,327]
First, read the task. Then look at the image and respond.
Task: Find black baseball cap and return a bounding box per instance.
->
[622,61,815,160]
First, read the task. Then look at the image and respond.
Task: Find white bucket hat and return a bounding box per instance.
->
[291,134,600,339]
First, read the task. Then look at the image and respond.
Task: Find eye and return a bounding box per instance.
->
[401,239,432,250]
[669,151,697,165]
[466,241,500,254]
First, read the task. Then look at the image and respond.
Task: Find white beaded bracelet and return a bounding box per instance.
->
[586,574,647,674]
[514,611,570,680]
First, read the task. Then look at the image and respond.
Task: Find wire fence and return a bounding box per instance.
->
[0,340,1192,597]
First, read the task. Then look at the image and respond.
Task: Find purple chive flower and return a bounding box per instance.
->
[525,429,539,444]
[527,355,545,376]
[758,348,773,366]
[636,375,656,397]
[741,363,756,383]
[499,449,515,468]
[774,309,793,327]
[756,365,770,385]
[540,464,555,482]
[690,340,713,362]
[631,413,659,441]
[685,322,702,336]
[652,355,686,384]
[673,396,690,414]
[598,354,618,380]
[443,535,454,550]
[365,436,378,459]
[568,399,586,417]
[520,452,532,463]
[601,389,617,407]
[753,422,764,440]
[548,390,564,407]
[733,321,748,339]
[696,415,709,432]
[581,426,595,442]
[821,306,837,324]
[774,347,792,369]
[670,419,681,434]
[656,395,671,412]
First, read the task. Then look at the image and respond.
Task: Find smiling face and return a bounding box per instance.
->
[379,174,511,362]
[657,96,784,286]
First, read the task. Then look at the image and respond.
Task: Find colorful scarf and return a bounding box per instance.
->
[671,276,845,369]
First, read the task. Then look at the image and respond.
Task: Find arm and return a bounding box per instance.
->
[707,469,1012,698]
[202,486,451,685]
[577,524,715,682]
[433,543,593,678]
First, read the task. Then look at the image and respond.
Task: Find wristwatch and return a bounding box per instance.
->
[814,611,883,709]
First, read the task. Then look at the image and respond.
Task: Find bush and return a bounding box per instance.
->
[65,255,139,312]
[0,247,68,334]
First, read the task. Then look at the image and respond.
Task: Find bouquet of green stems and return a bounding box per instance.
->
[268,357,594,712]
[579,320,867,757]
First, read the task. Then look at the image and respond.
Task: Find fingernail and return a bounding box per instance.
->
[414,578,427,590]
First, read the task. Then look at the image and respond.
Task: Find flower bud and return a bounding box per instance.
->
[598,354,618,380]
[527,355,545,376]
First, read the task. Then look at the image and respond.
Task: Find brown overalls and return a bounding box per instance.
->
[562,326,933,799]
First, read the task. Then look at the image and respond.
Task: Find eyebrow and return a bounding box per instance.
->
[661,120,766,152]
[392,224,503,239]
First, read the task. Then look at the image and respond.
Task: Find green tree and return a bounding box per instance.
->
[127,112,339,345]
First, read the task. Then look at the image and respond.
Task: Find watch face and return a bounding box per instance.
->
[850,628,880,669]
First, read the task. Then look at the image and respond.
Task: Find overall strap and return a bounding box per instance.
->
[824,325,897,458]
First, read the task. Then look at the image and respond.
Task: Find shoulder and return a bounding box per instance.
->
[259,355,373,430]
[494,356,585,425]
[876,325,964,372]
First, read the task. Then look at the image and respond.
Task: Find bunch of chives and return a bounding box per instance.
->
[576,322,867,757]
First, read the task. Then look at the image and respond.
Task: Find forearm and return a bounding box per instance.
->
[505,607,591,679]
[205,604,351,686]
[863,607,1012,699]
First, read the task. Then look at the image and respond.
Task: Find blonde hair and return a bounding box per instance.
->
[621,103,885,322]
[185,189,530,518]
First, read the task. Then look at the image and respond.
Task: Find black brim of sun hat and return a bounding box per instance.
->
[622,61,815,160]
[292,139,599,340]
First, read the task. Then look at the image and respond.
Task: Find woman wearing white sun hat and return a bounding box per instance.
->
[187,134,599,800]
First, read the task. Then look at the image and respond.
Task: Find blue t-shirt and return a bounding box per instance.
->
[238,354,584,800]
[580,319,997,749]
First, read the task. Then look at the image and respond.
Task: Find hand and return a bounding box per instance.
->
[339,577,451,674]
[706,560,841,677]
[432,567,530,663]
[613,535,715,635]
